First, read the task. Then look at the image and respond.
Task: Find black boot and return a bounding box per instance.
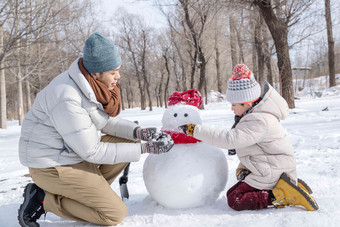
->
[18,183,46,227]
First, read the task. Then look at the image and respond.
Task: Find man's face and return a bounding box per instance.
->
[92,66,121,90]
[231,103,252,116]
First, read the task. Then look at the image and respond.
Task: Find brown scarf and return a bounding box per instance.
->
[78,58,121,117]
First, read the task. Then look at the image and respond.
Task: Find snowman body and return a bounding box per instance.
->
[143,104,228,209]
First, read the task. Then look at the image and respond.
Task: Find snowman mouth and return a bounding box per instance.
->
[161,129,201,144]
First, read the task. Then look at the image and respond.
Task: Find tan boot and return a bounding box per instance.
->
[298,178,313,194]
[272,173,319,211]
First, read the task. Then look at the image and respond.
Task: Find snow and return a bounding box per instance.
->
[1,82,340,226]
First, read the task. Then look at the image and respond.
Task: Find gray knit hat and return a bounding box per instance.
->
[226,64,261,104]
[83,32,122,73]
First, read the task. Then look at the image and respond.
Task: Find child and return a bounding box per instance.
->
[180,64,318,211]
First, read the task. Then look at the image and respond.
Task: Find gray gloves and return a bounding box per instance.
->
[134,127,157,141]
[134,127,174,154]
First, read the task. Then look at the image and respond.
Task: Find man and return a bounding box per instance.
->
[17,32,173,227]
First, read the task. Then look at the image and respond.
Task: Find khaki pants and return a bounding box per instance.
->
[29,135,139,226]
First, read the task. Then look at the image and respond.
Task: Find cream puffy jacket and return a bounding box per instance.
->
[19,58,141,168]
[193,82,296,190]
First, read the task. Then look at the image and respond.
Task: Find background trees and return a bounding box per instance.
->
[1,0,339,128]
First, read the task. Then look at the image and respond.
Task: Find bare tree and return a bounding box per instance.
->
[0,18,6,128]
[177,0,221,99]
[254,11,265,87]
[116,12,157,110]
[236,9,245,63]
[163,47,171,108]
[325,0,335,87]
[229,15,238,68]
[140,29,153,111]
[0,0,94,128]
[214,28,223,93]
[264,29,274,85]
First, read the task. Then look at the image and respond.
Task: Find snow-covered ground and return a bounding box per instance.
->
[1,81,340,227]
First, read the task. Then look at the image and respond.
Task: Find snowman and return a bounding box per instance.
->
[143,89,228,209]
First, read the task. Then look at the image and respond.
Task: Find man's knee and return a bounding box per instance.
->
[106,201,127,225]
[116,203,127,223]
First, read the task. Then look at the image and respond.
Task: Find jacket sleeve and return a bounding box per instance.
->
[101,116,138,140]
[237,162,247,170]
[49,100,141,164]
[193,114,268,150]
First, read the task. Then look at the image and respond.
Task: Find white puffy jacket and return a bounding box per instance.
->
[193,82,297,190]
[19,58,141,168]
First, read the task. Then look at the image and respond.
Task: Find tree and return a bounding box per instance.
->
[253,0,315,108]
[325,0,335,87]
[117,12,156,110]
[0,0,95,128]
[229,15,238,68]
[0,19,6,128]
[254,11,265,87]
[163,47,171,108]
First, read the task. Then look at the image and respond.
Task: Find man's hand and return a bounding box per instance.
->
[236,168,251,181]
[134,127,157,141]
[141,132,174,154]
[178,124,196,136]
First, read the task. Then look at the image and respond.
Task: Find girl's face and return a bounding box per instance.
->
[231,103,252,116]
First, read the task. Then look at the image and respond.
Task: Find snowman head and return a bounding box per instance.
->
[162,89,203,131]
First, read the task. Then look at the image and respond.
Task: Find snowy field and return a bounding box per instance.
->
[1,80,340,227]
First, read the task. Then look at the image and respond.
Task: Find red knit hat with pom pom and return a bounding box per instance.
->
[226,64,261,104]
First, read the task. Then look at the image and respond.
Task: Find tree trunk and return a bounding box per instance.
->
[171,36,187,91]
[139,80,146,110]
[264,30,273,85]
[204,80,208,106]
[229,15,238,69]
[180,0,207,95]
[215,43,223,93]
[0,22,6,129]
[251,17,258,77]
[129,80,134,108]
[141,30,152,111]
[236,10,245,63]
[126,79,134,108]
[163,52,171,108]
[255,13,265,87]
[325,0,335,87]
[190,49,198,88]
[15,17,24,125]
[120,85,125,110]
[256,1,295,108]
[25,81,31,112]
[197,50,206,95]
[17,71,24,125]
[155,86,159,107]
[158,71,164,107]
[172,52,181,91]
[125,86,130,109]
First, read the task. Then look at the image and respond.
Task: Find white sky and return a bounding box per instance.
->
[99,0,167,28]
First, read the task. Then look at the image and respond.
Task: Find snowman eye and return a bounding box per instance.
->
[184,113,188,117]
[174,113,177,117]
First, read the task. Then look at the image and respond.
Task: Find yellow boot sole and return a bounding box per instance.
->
[298,178,313,194]
[273,173,319,211]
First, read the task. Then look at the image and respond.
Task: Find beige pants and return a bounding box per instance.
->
[29,135,139,226]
